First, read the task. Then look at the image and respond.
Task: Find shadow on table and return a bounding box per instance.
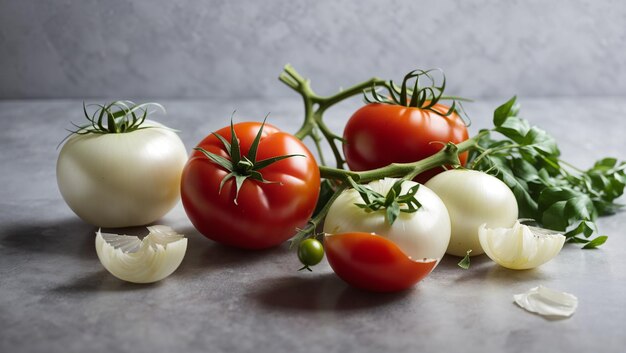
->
[0,217,95,260]
[248,273,412,312]
[52,270,161,293]
[174,227,292,277]
[434,253,552,284]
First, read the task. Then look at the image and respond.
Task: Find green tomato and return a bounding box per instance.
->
[298,238,325,270]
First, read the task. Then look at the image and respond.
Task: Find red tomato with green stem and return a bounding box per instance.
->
[343,70,469,183]
[181,121,320,249]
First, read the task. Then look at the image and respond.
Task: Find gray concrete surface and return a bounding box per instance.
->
[2,0,626,99]
[1,97,625,353]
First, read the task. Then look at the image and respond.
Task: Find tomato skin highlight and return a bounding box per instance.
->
[343,103,469,183]
[325,232,436,292]
[181,122,320,249]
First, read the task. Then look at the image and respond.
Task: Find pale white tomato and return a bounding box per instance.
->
[323,178,451,264]
[425,169,518,257]
[57,120,188,227]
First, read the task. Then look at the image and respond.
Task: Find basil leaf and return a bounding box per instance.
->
[582,235,608,249]
[493,96,520,127]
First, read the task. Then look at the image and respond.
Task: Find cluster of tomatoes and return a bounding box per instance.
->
[57,71,498,292]
[181,99,471,292]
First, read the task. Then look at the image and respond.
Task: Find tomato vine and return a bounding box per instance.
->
[282,66,625,261]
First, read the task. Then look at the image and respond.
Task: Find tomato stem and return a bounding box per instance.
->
[319,132,486,183]
[279,64,388,169]
[290,183,348,248]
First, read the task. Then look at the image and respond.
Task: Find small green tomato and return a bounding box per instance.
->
[298,238,325,271]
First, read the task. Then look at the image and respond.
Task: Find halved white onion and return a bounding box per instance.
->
[478,221,565,270]
[514,285,578,318]
[95,225,187,283]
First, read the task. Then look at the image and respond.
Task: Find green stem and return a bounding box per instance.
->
[290,183,348,247]
[310,127,327,167]
[279,64,388,168]
[319,132,485,184]
[319,78,387,108]
[469,141,523,169]
[558,158,585,173]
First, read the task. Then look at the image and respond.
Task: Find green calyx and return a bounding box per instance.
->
[348,178,422,226]
[365,69,469,120]
[78,101,163,134]
[59,101,165,148]
[194,118,304,205]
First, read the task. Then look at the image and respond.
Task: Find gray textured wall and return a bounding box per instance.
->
[1,0,625,99]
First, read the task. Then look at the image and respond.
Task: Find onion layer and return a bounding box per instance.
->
[95,225,187,283]
[478,221,565,270]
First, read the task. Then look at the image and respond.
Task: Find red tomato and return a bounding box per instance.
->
[324,232,436,292]
[181,122,320,249]
[343,103,469,183]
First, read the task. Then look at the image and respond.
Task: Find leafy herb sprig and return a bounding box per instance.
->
[469,96,625,248]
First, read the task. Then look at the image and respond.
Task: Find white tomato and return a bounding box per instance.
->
[425,169,518,257]
[323,178,451,264]
[57,102,188,228]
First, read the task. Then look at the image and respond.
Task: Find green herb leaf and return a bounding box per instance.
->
[565,220,596,238]
[582,235,608,249]
[458,250,472,270]
[538,187,596,231]
[469,98,624,250]
[493,96,519,126]
[494,116,530,142]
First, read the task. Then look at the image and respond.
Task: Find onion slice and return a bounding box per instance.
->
[478,221,565,270]
[95,225,187,283]
[514,285,578,318]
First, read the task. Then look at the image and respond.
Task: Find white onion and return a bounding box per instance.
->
[478,221,565,270]
[95,225,187,283]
